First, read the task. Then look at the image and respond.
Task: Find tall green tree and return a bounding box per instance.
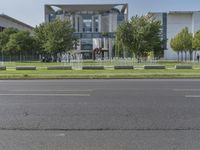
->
[180,27,193,61]
[192,31,200,57]
[193,31,200,50]
[5,31,37,60]
[34,20,75,57]
[0,28,18,51]
[116,15,163,61]
[170,27,193,61]
[170,36,182,62]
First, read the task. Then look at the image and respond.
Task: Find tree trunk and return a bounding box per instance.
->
[177,51,179,62]
[184,51,187,62]
[189,50,192,61]
[181,51,183,62]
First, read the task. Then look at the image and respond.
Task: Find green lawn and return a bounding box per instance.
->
[0,60,199,79]
[1,60,200,69]
[0,69,199,79]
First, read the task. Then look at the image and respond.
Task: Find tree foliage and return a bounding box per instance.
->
[170,27,193,61]
[0,28,38,60]
[0,28,18,51]
[34,20,75,56]
[5,31,37,56]
[193,31,200,51]
[170,33,182,62]
[116,15,163,59]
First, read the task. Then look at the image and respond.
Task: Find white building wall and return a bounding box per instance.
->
[165,13,193,59]
[111,13,118,32]
[151,12,200,60]
[192,12,200,35]
[75,15,78,32]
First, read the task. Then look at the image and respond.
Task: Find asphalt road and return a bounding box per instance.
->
[0,79,200,149]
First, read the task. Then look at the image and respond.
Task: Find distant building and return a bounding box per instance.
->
[0,14,33,32]
[45,4,128,59]
[149,11,200,60]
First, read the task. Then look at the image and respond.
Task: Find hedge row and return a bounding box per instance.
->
[144,65,166,69]
[0,65,195,70]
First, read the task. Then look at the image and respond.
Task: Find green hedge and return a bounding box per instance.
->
[47,66,72,70]
[144,65,166,69]
[82,66,104,70]
[175,65,192,69]
[16,66,36,70]
[114,66,134,70]
[0,66,6,70]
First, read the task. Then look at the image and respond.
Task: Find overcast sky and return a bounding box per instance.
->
[1,0,200,27]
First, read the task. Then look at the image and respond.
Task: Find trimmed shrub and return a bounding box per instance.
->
[175,65,192,69]
[114,66,134,70]
[82,66,104,70]
[144,65,166,69]
[16,66,36,70]
[47,66,72,70]
[0,66,6,70]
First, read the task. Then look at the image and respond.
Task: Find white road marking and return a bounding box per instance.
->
[11,89,93,92]
[56,133,66,137]
[0,94,90,96]
[174,89,200,92]
[185,95,200,98]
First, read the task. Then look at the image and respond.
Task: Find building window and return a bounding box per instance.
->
[95,17,99,32]
[117,14,125,25]
[83,19,92,32]
[78,17,80,32]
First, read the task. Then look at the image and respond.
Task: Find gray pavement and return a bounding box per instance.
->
[0,79,200,149]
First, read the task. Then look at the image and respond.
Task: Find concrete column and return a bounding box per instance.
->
[99,38,102,48]
[92,16,95,32]
[192,12,200,35]
[109,13,112,32]
[75,15,78,32]
[70,15,73,26]
[45,14,50,22]
[79,16,83,32]
[109,38,113,58]
[103,38,107,49]
[98,15,102,32]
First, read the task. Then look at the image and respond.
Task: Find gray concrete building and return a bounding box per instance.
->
[0,14,33,32]
[45,4,128,59]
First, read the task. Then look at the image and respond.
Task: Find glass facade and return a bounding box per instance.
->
[81,39,93,50]
[83,18,92,32]
[45,4,128,59]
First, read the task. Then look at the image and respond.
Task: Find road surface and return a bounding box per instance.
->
[0,79,200,149]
